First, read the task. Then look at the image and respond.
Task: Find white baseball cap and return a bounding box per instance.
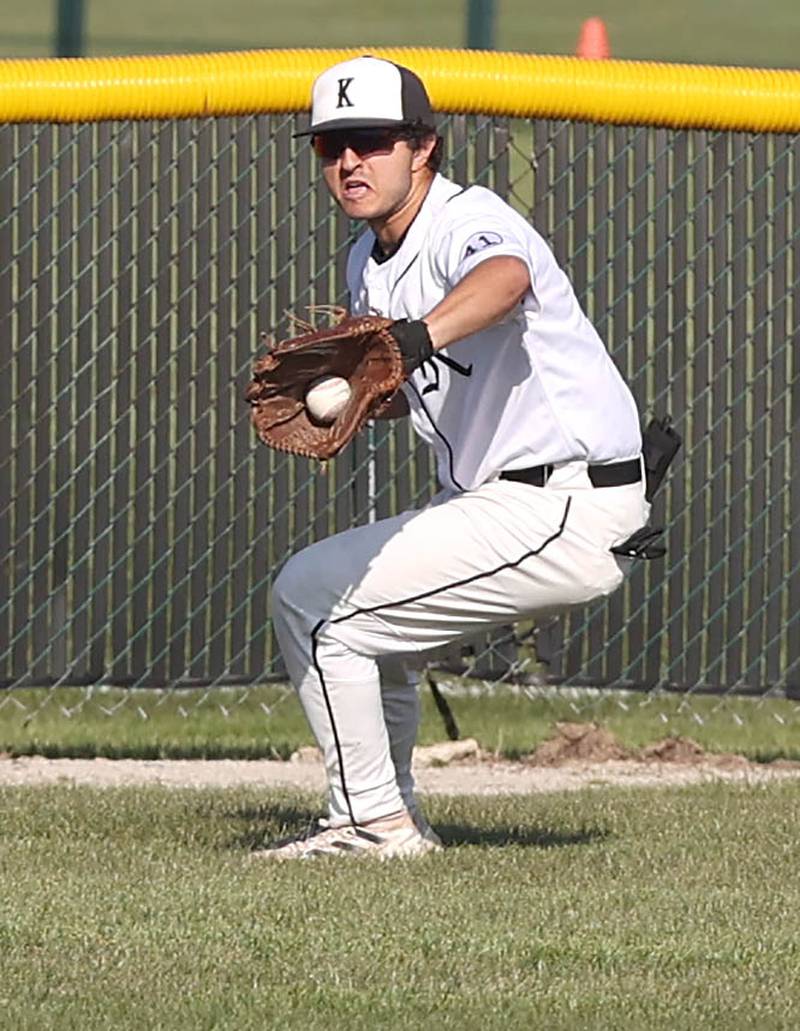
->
[298,56,435,135]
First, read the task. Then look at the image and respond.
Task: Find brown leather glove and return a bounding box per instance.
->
[244,312,405,460]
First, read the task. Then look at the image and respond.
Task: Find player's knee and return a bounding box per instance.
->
[271,552,314,622]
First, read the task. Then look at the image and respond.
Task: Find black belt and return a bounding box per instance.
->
[500,458,641,489]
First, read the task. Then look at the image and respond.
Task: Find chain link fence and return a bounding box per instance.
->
[1,113,798,730]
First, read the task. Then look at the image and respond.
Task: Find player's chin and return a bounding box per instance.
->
[337,191,377,218]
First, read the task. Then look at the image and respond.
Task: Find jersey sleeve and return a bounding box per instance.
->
[433,207,532,289]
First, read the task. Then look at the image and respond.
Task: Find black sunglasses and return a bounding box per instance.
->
[312,128,402,160]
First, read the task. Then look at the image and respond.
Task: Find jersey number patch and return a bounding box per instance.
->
[463,230,503,259]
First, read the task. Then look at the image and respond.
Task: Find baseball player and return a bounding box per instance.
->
[260,56,650,859]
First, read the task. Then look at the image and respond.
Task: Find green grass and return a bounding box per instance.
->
[0,780,798,1029]
[3,0,800,68]
[2,684,799,762]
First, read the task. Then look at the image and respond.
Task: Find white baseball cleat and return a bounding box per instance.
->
[252,818,443,861]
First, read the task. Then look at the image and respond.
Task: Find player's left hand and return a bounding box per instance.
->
[244,311,406,460]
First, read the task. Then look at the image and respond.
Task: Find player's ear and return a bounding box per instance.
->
[410,133,438,172]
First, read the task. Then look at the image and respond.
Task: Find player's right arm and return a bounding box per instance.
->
[422,254,530,351]
[386,252,530,379]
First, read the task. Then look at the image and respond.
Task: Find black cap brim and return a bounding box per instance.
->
[293,118,419,138]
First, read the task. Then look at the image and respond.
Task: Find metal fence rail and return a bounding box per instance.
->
[1,113,798,700]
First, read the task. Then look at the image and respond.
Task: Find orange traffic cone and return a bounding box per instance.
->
[576,17,611,59]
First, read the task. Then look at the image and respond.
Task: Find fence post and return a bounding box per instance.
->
[55,0,85,57]
[466,0,496,49]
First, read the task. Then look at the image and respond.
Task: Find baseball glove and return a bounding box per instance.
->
[244,311,405,460]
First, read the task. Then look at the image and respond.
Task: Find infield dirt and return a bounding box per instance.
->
[1,722,798,794]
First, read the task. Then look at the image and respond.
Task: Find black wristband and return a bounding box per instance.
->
[388,319,434,377]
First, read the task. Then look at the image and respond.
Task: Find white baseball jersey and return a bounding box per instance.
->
[347,173,642,491]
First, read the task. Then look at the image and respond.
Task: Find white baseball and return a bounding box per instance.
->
[305,375,352,424]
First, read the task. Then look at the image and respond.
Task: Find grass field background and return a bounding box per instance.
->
[1,781,798,1029]
[3,685,799,762]
[2,0,800,68]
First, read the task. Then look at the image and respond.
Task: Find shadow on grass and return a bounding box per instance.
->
[432,822,606,849]
[229,800,322,852]
[229,801,608,852]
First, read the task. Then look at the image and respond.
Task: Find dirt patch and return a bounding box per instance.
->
[530,722,631,764]
[526,722,779,772]
[639,735,751,768]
